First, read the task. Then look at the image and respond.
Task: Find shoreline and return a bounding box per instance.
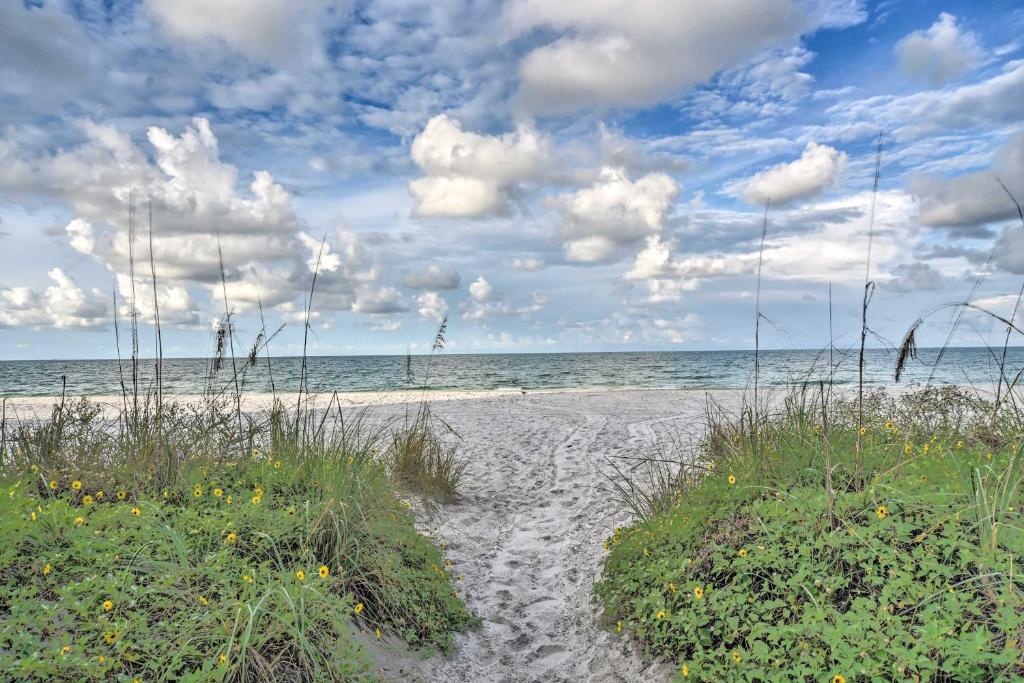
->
[0,380,1003,415]
[0,386,744,415]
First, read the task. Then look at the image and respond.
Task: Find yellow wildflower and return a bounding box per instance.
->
[922,443,930,454]
[96,490,104,500]
[193,485,203,498]
[693,586,704,599]
[375,627,382,639]
[904,444,912,455]
[61,645,71,656]
[199,596,209,606]
[655,610,666,619]
[615,620,622,633]
[681,663,689,678]
[738,548,748,558]
[82,494,93,505]
[296,570,306,582]
[130,507,141,516]
[319,565,329,578]
[219,654,227,665]
[49,480,58,490]
[956,440,964,449]
[243,574,253,584]
[727,474,736,485]
[273,461,281,469]
[885,421,894,430]
[731,651,742,664]
[102,599,113,611]
[832,676,846,683]
[43,563,51,575]
[225,532,238,544]
[876,505,888,520]
[73,516,85,526]
[116,490,127,501]
[226,495,233,504]
[859,426,866,435]
[354,602,364,614]
[72,480,82,491]
[30,511,36,521]
[251,495,262,505]
[213,488,223,497]
[103,631,119,645]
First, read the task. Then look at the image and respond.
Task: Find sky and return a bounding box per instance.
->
[1,0,1023,360]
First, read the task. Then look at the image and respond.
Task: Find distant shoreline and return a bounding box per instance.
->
[0,345,1021,363]
[1,383,1005,417]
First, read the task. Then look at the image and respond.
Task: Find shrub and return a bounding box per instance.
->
[0,400,476,681]
[596,389,1024,681]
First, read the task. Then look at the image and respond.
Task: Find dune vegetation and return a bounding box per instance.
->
[0,382,474,682]
[597,385,1024,681]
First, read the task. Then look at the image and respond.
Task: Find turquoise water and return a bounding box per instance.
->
[0,348,1021,397]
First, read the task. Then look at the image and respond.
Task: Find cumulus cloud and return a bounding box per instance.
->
[352,286,407,314]
[895,13,983,86]
[909,133,1024,233]
[0,268,108,329]
[403,263,461,290]
[625,236,759,301]
[559,167,680,262]
[0,117,382,325]
[738,142,847,206]
[416,291,448,321]
[507,0,819,114]
[409,114,549,217]
[468,276,494,302]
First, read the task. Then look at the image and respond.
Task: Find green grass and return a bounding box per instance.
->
[596,388,1024,682]
[0,399,476,681]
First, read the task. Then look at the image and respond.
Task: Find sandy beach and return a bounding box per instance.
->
[355,388,745,682]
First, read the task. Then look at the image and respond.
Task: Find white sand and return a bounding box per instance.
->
[361,388,745,682]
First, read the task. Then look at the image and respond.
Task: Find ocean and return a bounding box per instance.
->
[0,347,1021,397]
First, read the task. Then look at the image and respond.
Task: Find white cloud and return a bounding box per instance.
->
[738,142,847,206]
[996,227,1024,275]
[908,132,1024,232]
[508,0,820,114]
[722,46,815,102]
[882,262,944,293]
[403,264,461,290]
[760,190,916,284]
[895,13,983,86]
[409,114,549,217]
[416,291,448,321]
[145,0,337,67]
[0,268,108,329]
[0,117,382,323]
[510,257,544,271]
[468,276,494,302]
[352,286,407,314]
[830,61,1024,141]
[625,236,759,301]
[559,167,680,262]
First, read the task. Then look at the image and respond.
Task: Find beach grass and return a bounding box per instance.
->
[0,396,476,681]
[596,386,1024,681]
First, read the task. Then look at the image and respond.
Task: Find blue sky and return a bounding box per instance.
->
[1,0,1023,359]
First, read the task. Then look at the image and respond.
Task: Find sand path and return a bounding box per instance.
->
[373,389,741,682]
